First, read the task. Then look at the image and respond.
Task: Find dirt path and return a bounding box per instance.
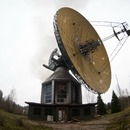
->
[41,118,110,130]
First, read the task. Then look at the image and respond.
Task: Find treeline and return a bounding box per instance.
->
[0,89,27,115]
[97,88,130,115]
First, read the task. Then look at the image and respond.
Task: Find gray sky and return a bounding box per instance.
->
[0,0,130,106]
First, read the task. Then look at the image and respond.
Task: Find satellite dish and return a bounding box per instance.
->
[53,7,111,94]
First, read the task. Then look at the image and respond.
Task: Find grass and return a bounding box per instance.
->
[0,109,53,130]
[106,107,130,130]
[1,107,130,130]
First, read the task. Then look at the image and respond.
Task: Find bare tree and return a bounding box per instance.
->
[0,90,3,109]
[6,88,17,113]
[116,75,122,97]
[115,75,130,110]
[8,88,16,102]
[0,90,3,100]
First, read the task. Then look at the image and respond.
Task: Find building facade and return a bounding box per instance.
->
[26,67,96,122]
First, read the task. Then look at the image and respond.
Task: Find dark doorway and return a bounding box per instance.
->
[58,108,67,121]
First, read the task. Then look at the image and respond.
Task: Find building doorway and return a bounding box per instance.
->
[58,108,67,121]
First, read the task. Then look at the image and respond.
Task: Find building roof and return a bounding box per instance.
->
[25,102,97,107]
[43,67,80,84]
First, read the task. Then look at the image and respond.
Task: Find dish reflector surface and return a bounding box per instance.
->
[54,7,111,93]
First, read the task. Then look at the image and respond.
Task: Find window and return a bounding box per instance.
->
[45,84,52,103]
[57,98,64,102]
[33,107,41,115]
[45,108,53,115]
[84,108,91,115]
[56,82,68,102]
[72,109,80,116]
[57,84,67,98]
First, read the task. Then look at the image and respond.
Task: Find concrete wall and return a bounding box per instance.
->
[41,80,82,105]
[27,104,96,122]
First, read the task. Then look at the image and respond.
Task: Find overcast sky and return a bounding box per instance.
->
[0,0,130,106]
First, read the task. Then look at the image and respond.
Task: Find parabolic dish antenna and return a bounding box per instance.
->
[53,7,111,94]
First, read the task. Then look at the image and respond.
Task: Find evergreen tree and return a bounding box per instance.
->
[106,102,111,113]
[97,94,106,115]
[111,91,121,113]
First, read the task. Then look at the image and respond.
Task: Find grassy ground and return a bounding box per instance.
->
[0,110,52,130]
[106,107,130,130]
[0,107,130,130]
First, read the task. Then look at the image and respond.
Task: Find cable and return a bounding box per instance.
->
[110,37,128,62]
[98,36,128,73]
[90,21,121,27]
